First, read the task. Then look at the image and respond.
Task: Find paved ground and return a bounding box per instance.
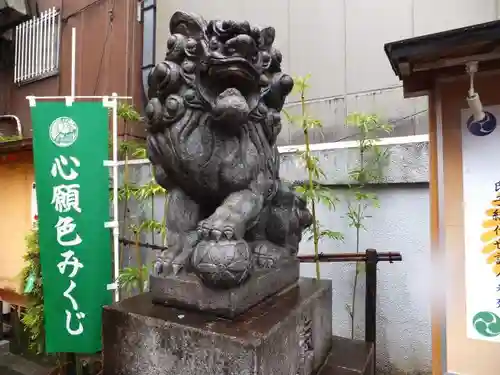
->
[0,340,51,375]
[0,353,49,375]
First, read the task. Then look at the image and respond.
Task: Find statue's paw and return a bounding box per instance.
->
[153,259,164,275]
[198,212,241,241]
[153,258,174,276]
[171,247,193,275]
[153,248,182,276]
[252,241,288,269]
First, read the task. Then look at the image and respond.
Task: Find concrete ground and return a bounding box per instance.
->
[0,340,51,375]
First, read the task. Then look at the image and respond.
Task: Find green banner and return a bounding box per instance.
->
[31,101,112,353]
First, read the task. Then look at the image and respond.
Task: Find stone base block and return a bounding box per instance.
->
[103,278,332,375]
[149,259,299,318]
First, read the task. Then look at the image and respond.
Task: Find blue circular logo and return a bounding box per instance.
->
[467,111,497,136]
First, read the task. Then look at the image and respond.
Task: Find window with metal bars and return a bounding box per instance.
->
[14,7,60,85]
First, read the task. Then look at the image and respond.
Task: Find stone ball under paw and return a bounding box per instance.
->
[191,239,253,289]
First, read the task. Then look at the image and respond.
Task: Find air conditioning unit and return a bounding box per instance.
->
[0,0,36,34]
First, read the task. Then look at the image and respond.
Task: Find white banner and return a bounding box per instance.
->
[462,105,500,342]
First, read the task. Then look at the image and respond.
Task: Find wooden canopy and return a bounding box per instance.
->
[385,20,500,97]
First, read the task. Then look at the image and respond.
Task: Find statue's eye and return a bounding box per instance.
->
[222,20,233,30]
[186,38,197,53]
[166,35,177,51]
[261,52,271,66]
[209,38,219,50]
[166,98,179,112]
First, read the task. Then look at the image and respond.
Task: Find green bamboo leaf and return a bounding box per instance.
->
[356,262,365,274]
[319,229,344,241]
[117,103,142,122]
[118,265,149,293]
[132,147,147,159]
[283,110,304,127]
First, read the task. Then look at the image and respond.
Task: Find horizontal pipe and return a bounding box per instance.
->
[118,238,403,264]
[119,238,166,251]
[297,252,402,263]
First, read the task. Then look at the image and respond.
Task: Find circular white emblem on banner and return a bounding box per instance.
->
[49,117,79,147]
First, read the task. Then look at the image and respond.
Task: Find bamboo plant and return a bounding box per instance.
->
[115,104,167,295]
[284,74,344,280]
[344,112,392,339]
[20,222,44,354]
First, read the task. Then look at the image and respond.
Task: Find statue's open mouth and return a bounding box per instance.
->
[200,57,260,104]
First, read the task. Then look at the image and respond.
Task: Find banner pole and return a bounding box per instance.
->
[71,27,76,97]
[111,93,120,302]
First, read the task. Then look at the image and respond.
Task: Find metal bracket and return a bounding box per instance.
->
[26,96,36,107]
[104,221,119,229]
[103,160,119,167]
[102,93,119,108]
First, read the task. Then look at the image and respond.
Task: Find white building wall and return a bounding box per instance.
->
[155,0,498,145]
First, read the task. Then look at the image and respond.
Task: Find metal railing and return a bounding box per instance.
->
[298,249,403,374]
[14,7,61,85]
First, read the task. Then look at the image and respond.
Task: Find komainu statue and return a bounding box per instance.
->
[145,11,312,291]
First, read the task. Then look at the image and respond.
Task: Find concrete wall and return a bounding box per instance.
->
[116,136,431,374]
[154,0,498,146]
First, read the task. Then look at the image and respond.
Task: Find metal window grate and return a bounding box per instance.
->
[14,7,61,85]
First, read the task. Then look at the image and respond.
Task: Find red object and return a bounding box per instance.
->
[0,153,18,163]
[34,215,38,221]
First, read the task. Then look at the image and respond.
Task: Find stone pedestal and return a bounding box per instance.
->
[102,278,332,375]
[149,259,300,318]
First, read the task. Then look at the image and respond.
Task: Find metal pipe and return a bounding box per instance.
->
[365,249,378,374]
[71,27,76,97]
[111,93,120,302]
[0,115,22,138]
[297,252,402,263]
[116,238,404,265]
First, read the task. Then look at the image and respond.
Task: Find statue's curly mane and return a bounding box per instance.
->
[145,11,291,202]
